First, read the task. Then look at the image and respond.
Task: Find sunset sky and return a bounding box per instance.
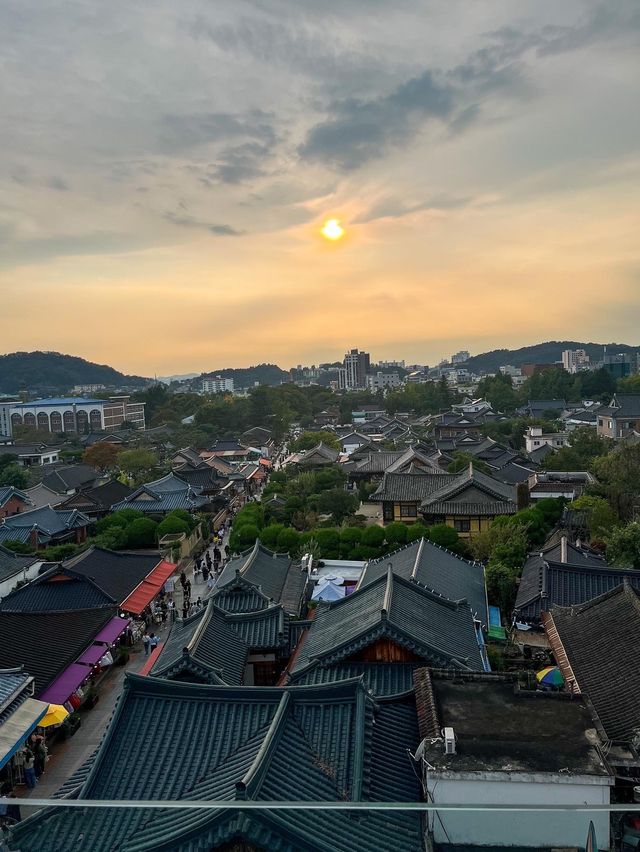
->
[1,0,639,375]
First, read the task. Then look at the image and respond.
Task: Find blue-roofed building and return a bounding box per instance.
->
[0,505,91,549]
[9,674,423,852]
[0,395,145,437]
[110,473,210,515]
[0,667,49,775]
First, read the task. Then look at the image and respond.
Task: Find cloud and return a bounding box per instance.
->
[163,211,243,236]
[159,110,277,154]
[355,193,472,224]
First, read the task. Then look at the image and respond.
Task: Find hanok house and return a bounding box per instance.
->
[63,546,177,618]
[0,545,42,600]
[0,486,30,520]
[151,596,291,686]
[55,480,133,519]
[0,567,127,704]
[371,470,457,524]
[41,463,101,495]
[215,540,309,617]
[295,441,341,468]
[414,668,613,850]
[9,675,422,852]
[597,393,640,438]
[284,567,488,696]
[0,505,91,549]
[109,472,210,515]
[358,537,488,628]
[514,537,640,625]
[419,464,518,537]
[0,668,50,789]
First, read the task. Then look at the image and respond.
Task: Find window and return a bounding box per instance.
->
[383,503,394,522]
[400,504,417,518]
[454,519,471,532]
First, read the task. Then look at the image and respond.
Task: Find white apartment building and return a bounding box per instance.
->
[525,426,570,453]
[201,376,234,394]
[365,371,403,391]
[562,349,590,373]
[338,349,370,390]
[451,350,470,364]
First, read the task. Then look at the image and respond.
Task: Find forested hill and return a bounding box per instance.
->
[0,351,150,393]
[462,341,639,374]
[202,364,290,387]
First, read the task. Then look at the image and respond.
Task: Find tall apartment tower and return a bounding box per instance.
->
[338,349,371,390]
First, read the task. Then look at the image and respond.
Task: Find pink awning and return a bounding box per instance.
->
[39,663,93,705]
[93,616,130,645]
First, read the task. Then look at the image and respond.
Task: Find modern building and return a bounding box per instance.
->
[601,351,633,379]
[562,349,590,373]
[201,375,234,394]
[451,350,470,364]
[338,348,370,390]
[378,359,405,369]
[524,425,570,453]
[0,443,60,467]
[365,371,402,391]
[0,396,145,436]
[597,393,640,438]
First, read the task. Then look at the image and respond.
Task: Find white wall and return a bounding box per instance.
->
[426,773,611,849]
[0,560,45,601]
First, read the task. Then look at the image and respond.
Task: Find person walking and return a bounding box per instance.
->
[22,747,36,789]
[207,574,214,592]
[33,737,47,779]
[182,603,189,620]
[168,599,176,622]
[149,633,159,653]
[179,570,187,589]
[142,633,151,656]
[202,564,209,583]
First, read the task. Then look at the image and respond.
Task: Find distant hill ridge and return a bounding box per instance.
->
[0,351,150,394]
[460,341,640,374]
[200,363,290,387]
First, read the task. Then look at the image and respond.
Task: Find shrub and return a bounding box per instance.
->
[276,527,301,553]
[166,508,197,531]
[126,518,158,549]
[156,516,191,539]
[260,524,285,550]
[428,524,460,550]
[230,523,261,551]
[362,526,385,548]
[406,522,429,542]
[384,522,408,546]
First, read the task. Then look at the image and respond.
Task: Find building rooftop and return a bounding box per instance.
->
[416,669,610,777]
[8,398,108,408]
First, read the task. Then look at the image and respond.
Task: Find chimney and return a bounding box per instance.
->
[560,535,568,564]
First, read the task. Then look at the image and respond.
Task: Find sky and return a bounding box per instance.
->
[1,0,639,376]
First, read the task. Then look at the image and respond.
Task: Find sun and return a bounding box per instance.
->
[321,218,345,241]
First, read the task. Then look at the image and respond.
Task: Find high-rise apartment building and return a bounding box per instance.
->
[338,349,371,390]
[561,349,590,374]
[202,376,235,394]
[451,350,470,364]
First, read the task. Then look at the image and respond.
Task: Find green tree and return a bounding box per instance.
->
[428,524,460,550]
[316,489,358,523]
[605,522,640,569]
[166,508,198,532]
[592,442,640,521]
[126,518,158,548]
[156,516,191,539]
[486,561,519,611]
[384,522,409,546]
[230,523,260,551]
[93,526,130,550]
[569,495,617,538]
[362,525,385,548]
[260,524,285,549]
[82,442,121,472]
[475,374,519,413]
[276,527,300,553]
[313,528,341,558]
[289,431,340,452]
[545,427,610,471]
[407,522,429,542]
[447,452,490,474]
[118,448,158,481]
[0,464,28,489]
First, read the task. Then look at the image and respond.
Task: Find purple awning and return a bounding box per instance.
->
[76,643,108,666]
[93,616,130,645]
[39,663,93,705]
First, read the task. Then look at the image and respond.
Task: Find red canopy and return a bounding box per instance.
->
[121,560,176,615]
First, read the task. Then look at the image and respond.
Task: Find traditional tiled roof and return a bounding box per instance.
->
[41,464,100,494]
[0,567,116,613]
[172,447,203,467]
[0,667,32,719]
[225,604,288,651]
[359,538,488,625]
[352,451,404,474]
[0,608,115,695]
[290,568,484,679]
[111,474,209,514]
[10,675,422,852]
[420,466,517,515]
[0,505,91,545]
[516,554,640,622]
[173,465,221,491]
[297,442,340,465]
[0,545,38,583]
[151,601,248,685]
[22,482,65,510]
[545,584,640,742]
[56,479,133,513]
[217,541,308,616]
[0,487,29,509]
[291,661,422,696]
[63,547,163,605]
[602,393,640,418]
[371,471,454,502]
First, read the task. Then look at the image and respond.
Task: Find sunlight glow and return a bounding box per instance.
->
[321,219,345,241]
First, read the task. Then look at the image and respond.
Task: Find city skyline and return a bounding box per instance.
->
[2,1,639,374]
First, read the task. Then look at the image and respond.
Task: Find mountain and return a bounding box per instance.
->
[157,373,200,384]
[460,341,640,374]
[200,363,290,388]
[0,351,150,394]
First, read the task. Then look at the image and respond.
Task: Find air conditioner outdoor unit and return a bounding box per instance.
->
[443,727,456,755]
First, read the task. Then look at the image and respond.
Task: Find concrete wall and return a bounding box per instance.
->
[426,773,611,849]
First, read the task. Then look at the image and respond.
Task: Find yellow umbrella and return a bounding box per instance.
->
[39,704,69,728]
